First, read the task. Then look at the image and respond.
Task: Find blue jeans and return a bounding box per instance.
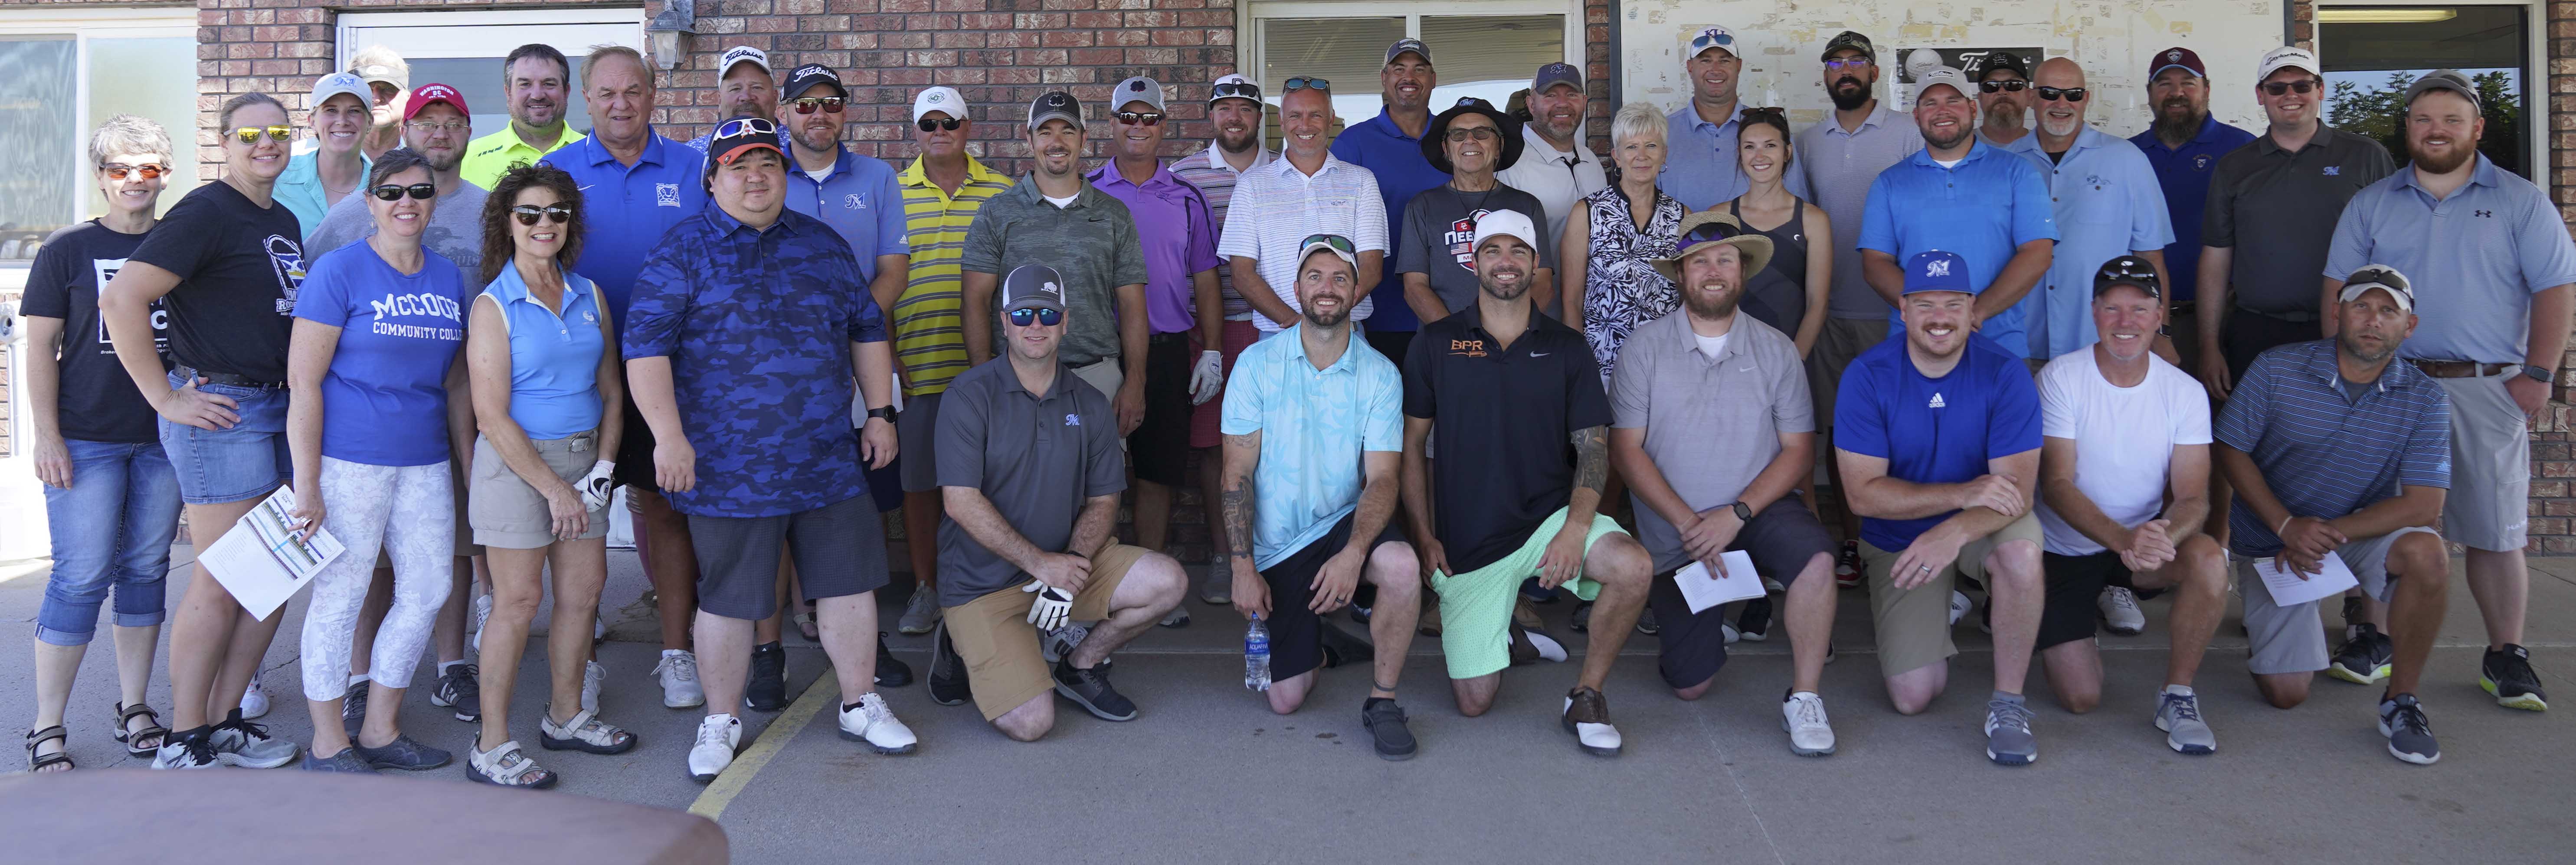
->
[39,440,183,646]
[158,371,291,506]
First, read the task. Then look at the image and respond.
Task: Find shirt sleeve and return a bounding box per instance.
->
[1565,349,1614,432]
[124,195,221,281]
[619,232,695,360]
[2321,191,2373,282]
[1216,177,1258,261]
[1856,175,1897,256]
[959,206,1003,276]
[2397,389,2453,489]
[1218,351,1266,436]
[842,248,890,345]
[933,378,988,489]
[1109,209,1149,288]
[301,196,367,261]
[1608,336,1652,430]
[2200,157,2239,248]
[1394,197,1431,277]
[2038,361,2075,439]
[1832,362,1891,458]
[2211,355,2274,454]
[1771,343,1815,434]
[2514,188,2576,293]
[2125,153,2177,250]
[1082,393,1129,498]
[1362,359,1403,454]
[1185,188,1223,275]
[290,253,354,328]
[1354,170,1391,254]
[20,236,73,319]
[2170,372,2214,446]
[1401,329,1437,420]
[873,170,910,259]
[1988,358,2044,457]
[2006,162,2060,246]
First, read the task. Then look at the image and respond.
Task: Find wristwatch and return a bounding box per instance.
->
[1728,500,1753,521]
[2522,364,2554,384]
[866,406,898,423]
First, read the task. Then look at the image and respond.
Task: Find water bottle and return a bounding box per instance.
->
[1244,615,1271,692]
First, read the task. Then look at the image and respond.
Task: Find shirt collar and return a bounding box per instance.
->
[2006,125,2111,158]
[1191,146,1273,175]
[1911,138,1995,168]
[2190,114,2228,145]
[705,204,800,240]
[2299,340,2421,396]
[1655,311,1743,362]
[1085,160,1178,193]
[1272,151,1349,180]
[799,145,855,183]
[1008,174,1097,206]
[898,154,1008,189]
[1822,104,1900,138]
[2400,152,2498,195]
[1001,362,1083,399]
[488,260,594,310]
[1672,101,1742,136]
[1366,109,1423,142]
[1276,323,1363,374]
[579,129,678,168]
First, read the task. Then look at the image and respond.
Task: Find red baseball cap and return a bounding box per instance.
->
[2148,47,2206,79]
[403,83,468,120]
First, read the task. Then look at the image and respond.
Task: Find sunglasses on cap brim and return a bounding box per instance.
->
[1302,234,1356,254]
[1677,220,1748,249]
[1008,307,1065,326]
[714,117,778,138]
[1690,31,1735,53]
[2345,268,2411,294]
[1213,81,1263,101]
[2094,261,2160,293]
[1283,76,1330,92]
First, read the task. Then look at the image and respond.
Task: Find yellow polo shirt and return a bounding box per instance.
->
[895,155,1013,397]
[459,124,588,189]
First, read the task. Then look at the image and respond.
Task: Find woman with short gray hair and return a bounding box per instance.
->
[1561,101,1687,384]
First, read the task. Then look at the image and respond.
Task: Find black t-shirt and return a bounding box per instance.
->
[1401,305,1612,573]
[1395,183,1554,316]
[125,181,307,382]
[22,221,166,443]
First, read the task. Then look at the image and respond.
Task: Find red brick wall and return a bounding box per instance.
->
[2533,0,2576,552]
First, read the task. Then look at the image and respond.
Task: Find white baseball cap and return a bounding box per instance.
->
[913,86,965,123]
[1470,209,1540,255]
[719,46,772,78]
[2255,46,2321,82]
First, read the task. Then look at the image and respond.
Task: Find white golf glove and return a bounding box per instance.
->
[1023,581,1074,632]
[1188,350,1225,405]
[578,460,616,510]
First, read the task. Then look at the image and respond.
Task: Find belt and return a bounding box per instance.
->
[2168,300,2196,315]
[2409,359,2516,379]
[175,365,287,389]
[1148,332,1189,345]
[2234,307,2318,324]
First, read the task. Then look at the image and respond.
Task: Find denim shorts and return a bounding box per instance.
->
[157,371,292,506]
[39,439,183,646]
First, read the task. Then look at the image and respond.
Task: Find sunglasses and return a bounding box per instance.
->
[715,117,778,138]
[1283,76,1330,93]
[1978,79,2028,93]
[1442,126,1498,142]
[1740,106,1786,120]
[371,183,438,201]
[2094,260,2160,289]
[1690,30,1736,52]
[2261,79,2320,96]
[2036,86,2087,102]
[100,163,169,180]
[1824,58,1875,71]
[1677,220,1748,250]
[792,97,846,114]
[1302,233,1356,254]
[232,125,293,144]
[917,117,964,132]
[1115,111,1165,127]
[2346,267,2411,292]
[1212,81,1263,101]
[1007,307,1065,327]
[511,204,573,226]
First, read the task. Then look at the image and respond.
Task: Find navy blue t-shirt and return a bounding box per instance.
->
[1833,334,2042,550]
[293,243,470,466]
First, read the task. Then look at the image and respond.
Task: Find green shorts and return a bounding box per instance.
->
[1430,507,1629,679]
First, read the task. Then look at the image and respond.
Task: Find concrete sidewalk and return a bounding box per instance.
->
[1,550,2569,863]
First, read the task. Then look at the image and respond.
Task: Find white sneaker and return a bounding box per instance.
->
[580,660,607,713]
[837,691,919,754]
[654,650,706,708]
[1948,591,1972,627]
[1720,622,1740,644]
[1782,691,1836,757]
[2098,586,2146,636]
[687,713,741,783]
[239,679,270,719]
[595,615,608,642]
[469,593,493,653]
[151,736,219,770]
[1525,629,1569,663]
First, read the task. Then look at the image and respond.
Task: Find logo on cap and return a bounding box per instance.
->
[1128,80,1148,93]
[2168,49,2183,62]
[1924,258,1952,278]
[928,91,946,104]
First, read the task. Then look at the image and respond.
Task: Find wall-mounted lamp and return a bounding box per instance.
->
[2315,8,2458,24]
[646,0,697,71]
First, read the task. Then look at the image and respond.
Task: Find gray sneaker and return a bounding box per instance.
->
[301,749,380,774]
[2154,690,2216,755]
[897,589,941,636]
[340,685,369,738]
[1041,622,1092,664]
[2378,693,2441,765]
[351,733,452,771]
[209,713,299,769]
[1983,695,2038,766]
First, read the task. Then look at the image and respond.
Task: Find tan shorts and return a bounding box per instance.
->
[467,432,609,549]
[2428,373,2528,552]
[1861,511,2043,678]
[1069,358,1128,452]
[1807,317,1890,429]
[373,458,483,568]
[943,543,1152,721]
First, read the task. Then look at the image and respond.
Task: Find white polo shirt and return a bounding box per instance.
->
[1496,124,1609,253]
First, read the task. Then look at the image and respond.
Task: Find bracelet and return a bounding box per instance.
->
[2277,515,2295,536]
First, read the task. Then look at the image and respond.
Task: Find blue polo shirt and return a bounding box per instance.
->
[1329,109,1447,332]
[1660,102,1812,213]
[1858,140,2059,357]
[482,261,606,440]
[1999,127,2175,359]
[540,130,710,332]
[622,206,890,519]
[782,145,910,284]
[2130,115,2255,304]
[2213,339,2451,558]
[1833,334,2042,551]
[1219,323,1403,570]
[2324,155,2576,364]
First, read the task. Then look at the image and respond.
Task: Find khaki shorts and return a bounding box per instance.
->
[1860,511,2042,678]
[467,432,609,550]
[1069,358,1128,452]
[2237,526,2435,675]
[375,458,484,567]
[2428,374,2528,552]
[1807,317,1890,429]
[943,543,1152,721]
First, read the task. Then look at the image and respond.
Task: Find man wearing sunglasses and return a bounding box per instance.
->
[1994,57,2175,369]
[1970,52,2036,149]
[461,44,586,190]
[1399,96,1553,321]
[1172,72,1278,612]
[2324,71,2576,715]
[1664,26,1811,212]
[625,116,916,779]
[1858,67,2057,361]
[305,84,491,274]
[779,64,909,348]
[1331,39,1450,356]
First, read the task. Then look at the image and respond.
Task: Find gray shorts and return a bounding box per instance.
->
[2237,526,2437,675]
[687,494,890,621]
[2429,373,2528,552]
[467,432,609,549]
[896,391,943,493]
[1807,317,1890,430]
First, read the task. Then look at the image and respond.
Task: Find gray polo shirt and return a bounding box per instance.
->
[302,179,491,274]
[932,357,1127,607]
[1608,310,1813,572]
[2200,125,2394,315]
[1794,105,1926,320]
[960,177,1150,367]
[2324,155,2576,364]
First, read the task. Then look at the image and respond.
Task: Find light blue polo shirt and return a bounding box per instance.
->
[1858,140,2060,357]
[539,129,709,331]
[1999,127,2174,359]
[482,261,606,440]
[272,145,370,236]
[2325,154,2576,364]
[782,144,910,284]
[1218,324,1404,571]
[1330,109,1447,332]
[1661,101,1812,213]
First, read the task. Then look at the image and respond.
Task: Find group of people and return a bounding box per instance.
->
[21,26,2567,784]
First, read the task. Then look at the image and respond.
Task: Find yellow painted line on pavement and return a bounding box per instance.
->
[688,671,840,820]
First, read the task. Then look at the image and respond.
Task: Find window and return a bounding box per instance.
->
[1245,1,1580,147]
[2320,4,2535,178]
[0,8,196,263]
[338,10,648,141]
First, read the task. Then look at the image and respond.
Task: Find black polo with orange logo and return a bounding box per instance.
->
[1401,304,1613,573]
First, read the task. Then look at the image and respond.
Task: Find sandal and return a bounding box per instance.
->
[794,607,819,642]
[539,706,637,755]
[26,725,72,772]
[113,702,169,757]
[465,740,558,789]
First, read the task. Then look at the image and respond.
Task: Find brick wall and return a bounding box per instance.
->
[2532,0,2576,552]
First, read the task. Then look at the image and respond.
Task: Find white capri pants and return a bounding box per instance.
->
[299,457,457,699]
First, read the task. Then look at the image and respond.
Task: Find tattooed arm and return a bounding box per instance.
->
[1221,430,1269,619]
[1537,424,1610,589]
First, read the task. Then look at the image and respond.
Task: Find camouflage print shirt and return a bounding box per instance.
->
[622,206,890,519]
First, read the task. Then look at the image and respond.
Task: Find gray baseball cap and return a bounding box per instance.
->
[1110,76,1166,113]
[2403,69,2479,112]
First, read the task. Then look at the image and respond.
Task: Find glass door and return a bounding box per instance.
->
[1247,0,1581,148]
[338,10,648,140]
[2319,4,2533,177]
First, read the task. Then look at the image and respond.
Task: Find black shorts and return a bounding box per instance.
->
[2039,551,2130,650]
[687,494,890,621]
[1133,334,1195,487]
[1365,328,1415,368]
[1262,512,1406,682]
[2222,308,2321,385]
[1646,494,1836,689]
[613,391,659,493]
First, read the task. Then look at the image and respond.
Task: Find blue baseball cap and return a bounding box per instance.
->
[1904,250,1972,295]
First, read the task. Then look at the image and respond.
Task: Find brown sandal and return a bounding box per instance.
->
[113,702,168,757]
[26,725,72,772]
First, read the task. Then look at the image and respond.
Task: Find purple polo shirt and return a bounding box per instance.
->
[1087,161,1223,335]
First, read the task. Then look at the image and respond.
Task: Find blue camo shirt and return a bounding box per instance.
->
[1833,334,2043,550]
[2213,340,2451,558]
[1330,109,1446,332]
[780,145,910,284]
[1998,127,2175,359]
[540,130,710,333]
[2129,115,2255,304]
[1859,140,2059,357]
[621,206,890,518]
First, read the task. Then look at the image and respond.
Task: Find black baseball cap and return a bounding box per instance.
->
[1027,91,1082,131]
[1002,264,1068,314]
[2092,255,2161,299]
[783,64,844,99]
[1973,52,2031,81]
[1820,31,1876,62]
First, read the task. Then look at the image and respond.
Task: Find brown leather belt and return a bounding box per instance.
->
[2409,359,2515,378]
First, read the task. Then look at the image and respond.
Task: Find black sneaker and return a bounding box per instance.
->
[1736,596,1772,642]
[1833,540,1861,588]
[1316,622,1375,669]
[746,641,789,712]
[874,633,913,688]
[1052,658,1137,721]
[340,685,368,737]
[2481,644,2549,711]
[2327,624,2394,685]
[1361,697,1418,761]
[430,664,481,722]
[927,622,971,707]
[1570,601,1593,632]
[1519,578,1559,604]
[2378,693,2440,765]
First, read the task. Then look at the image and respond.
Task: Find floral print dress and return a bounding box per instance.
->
[1580,186,1685,385]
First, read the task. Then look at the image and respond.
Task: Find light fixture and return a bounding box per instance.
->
[2317,8,2458,23]
[646,0,697,71]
